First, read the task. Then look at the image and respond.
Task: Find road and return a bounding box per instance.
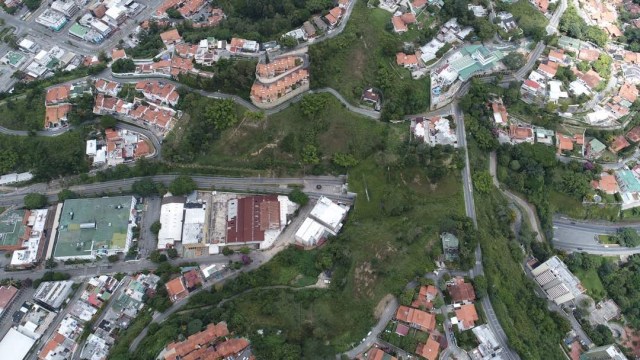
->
[137,196,161,258]
[454,103,520,360]
[0,174,350,207]
[489,152,544,242]
[342,297,399,359]
[546,0,568,35]
[552,217,640,255]
[0,286,35,343]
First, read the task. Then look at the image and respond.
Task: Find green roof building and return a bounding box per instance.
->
[0,210,27,249]
[69,23,89,40]
[441,232,460,261]
[53,196,137,260]
[451,45,505,81]
[588,138,606,158]
[558,36,582,52]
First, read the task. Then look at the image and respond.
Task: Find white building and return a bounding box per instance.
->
[36,9,68,31]
[420,39,445,63]
[51,0,80,17]
[548,80,568,103]
[0,328,36,360]
[34,280,74,311]
[295,196,349,247]
[182,205,205,245]
[157,196,184,249]
[18,38,38,53]
[469,325,504,360]
[530,256,585,305]
[10,209,49,268]
[580,345,628,360]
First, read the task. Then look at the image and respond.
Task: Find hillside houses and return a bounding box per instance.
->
[250,55,310,108]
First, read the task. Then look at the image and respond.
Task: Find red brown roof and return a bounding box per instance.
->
[0,285,18,310]
[610,135,631,153]
[448,278,475,303]
[416,336,440,360]
[395,305,436,332]
[455,304,479,329]
[165,277,187,302]
[627,126,640,143]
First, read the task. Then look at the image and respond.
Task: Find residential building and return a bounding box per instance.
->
[591,173,619,195]
[586,138,606,159]
[255,56,301,79]
[324,7,343,28]
[362,88,381,107]
[366,347,398,360]
[111,48,127,61]
[412,285,438,309]
[416,335,440,360]
[578,48,600,62]
[395,305,436,332]
[492,100,508,125]
[0,286,18,315]
[158,322,250,360]
[448,277,475,303]
[425,116,458,147]
[183,269,203,290]
[46,84,71,105]
[470,325,503,360]
[627,126,640,143]
[165,277,187,302]
[548,80,568,103]
[160,29,182,46]
[250,69,309,104]
[396,52,419,69]
[44,104,72,129]
[537,62,558,78]
[453,304,479,331]
[449,45,505,81]
[10,209,49,268]
[548,49,566,63]
[530,256,586,305]
[580,344,628,360]
[51,0,80,17]
[509,125,534,144]
[53,196,137,260]
[134,81,179,106]
[609,135,630,153]
[303,21,316,38]
[94,78,121,97]
[441,232,459,261]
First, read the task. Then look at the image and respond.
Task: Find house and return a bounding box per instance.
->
[412,0,427,11]
[536,128,555,145]
[183,269,203,290]
[160,29,182,46]
[522,79,542,95]
[303,21,316,38]
[548,49,566,63]
[45,104,72,129]
[492,101,508,125]
[556,134,575,153]
[94,78,121,97]
[448,277,475,303]
[324,7,342,28]
[578,49,600,62]
[497,12,518,32]
[548,80,569,103]
[576,69,603,90]
[135,81,179,106]
[454,304,479,331]
[509,124,534,144]
[580,345,628,360]
[396,52,419,69]
[366,348,398,360]
[415,335,440,360]
[591,173,619,195]
[534,0,548,12]
[610,135,630,153]
[619,82,639,104]
[165,277,187,302]
[537,62,558,78]
[412,285,438,309]
[392,16,408,33]
[395,306,436,332]
[627,126,640,143]
[587,138,606,159]
[605,24,623,38]
[111,48,127,61]
[0,286,18,315]
[362,88,380,106]
[46,84,71,105]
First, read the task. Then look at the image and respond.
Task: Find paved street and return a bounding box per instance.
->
[138,196,161,258]
[552,217,640,255]
[343,297,398,359]
[0,286,35,342]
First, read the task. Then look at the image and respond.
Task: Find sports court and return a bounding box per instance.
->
[0,209,26,248]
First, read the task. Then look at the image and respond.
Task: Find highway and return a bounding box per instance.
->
[552,217,640,255]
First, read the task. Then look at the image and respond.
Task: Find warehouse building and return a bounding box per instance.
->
[295,196,349,248]
[53,196,137,260]
[531,256,586,305]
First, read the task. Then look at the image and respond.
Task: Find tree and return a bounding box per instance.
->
[300,94,329,119]
[473,275,488,298]
[205,99,238,131]
[332,153,358,169]
[302,144,320,165]
[111,59,136,73]
[472,171,493,194]
[150,221,162,236]
[57,189,79,202]
[400,288,415,306]
[0,149,17,173]
[100,116,117,129]
[166,7,183,19]
[24,193,47,209]
[288,189,309,206]
[187,319,203,335]
[239,246,251,255]
[614,228,640,247]
[169,175,196,196]
[23,0,41,10]
[502,52,525,70]
[149,250,167,263]
[132,178,163,197]
[167,248,178,259]
[222,247,234,256]
[279,35,298,48]
[107,255,119,263]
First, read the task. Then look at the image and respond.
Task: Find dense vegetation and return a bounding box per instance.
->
[177,0,333,42]
[128,22,170,58]
[471,149,570,360]
[497,0,548,41]
[177,58,257,99]
[599,254,640,329]
[0,131,89,180]
[309,2,430,121]
[559,5,608,47]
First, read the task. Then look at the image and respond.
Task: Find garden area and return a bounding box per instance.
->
[378,321,430,354]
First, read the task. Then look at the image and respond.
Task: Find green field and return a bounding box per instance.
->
[549,190,620,221]
[573,267,606,301]
[0,209,26,247]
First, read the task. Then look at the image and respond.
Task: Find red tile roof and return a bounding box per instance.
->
[416,336,440,360]
[0,285,18,310]
[610,135,631,153]
[165,277,187,302]
[395,306,436,332]
[46,84,71,105]
[160,29,182,44]
[448,278,475,303]
[627,126,640,143]
[455,304,479,329]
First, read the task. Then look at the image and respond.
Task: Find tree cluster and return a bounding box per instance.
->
[559,6,608,47]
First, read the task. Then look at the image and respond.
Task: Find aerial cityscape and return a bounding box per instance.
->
[0,0,639,358]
